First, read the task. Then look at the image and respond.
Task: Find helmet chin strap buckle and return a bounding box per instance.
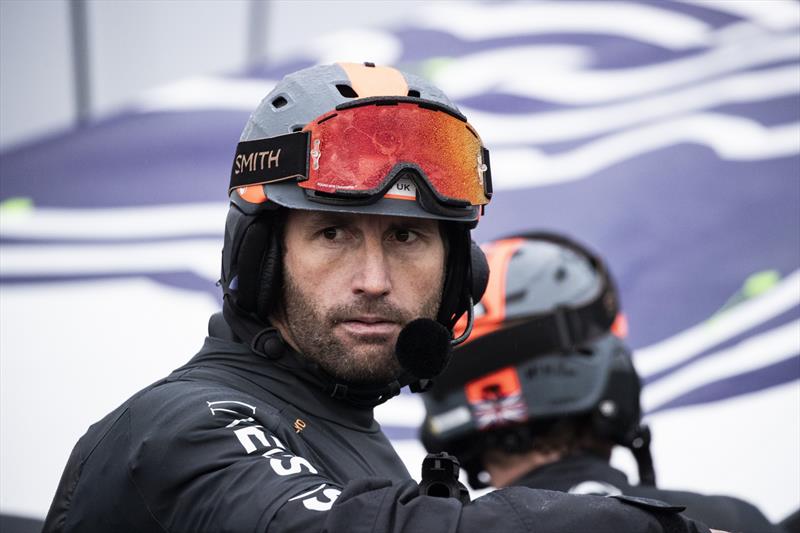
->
[329,383,349,399]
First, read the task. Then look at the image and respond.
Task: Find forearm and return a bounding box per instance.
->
[270,478,714,533]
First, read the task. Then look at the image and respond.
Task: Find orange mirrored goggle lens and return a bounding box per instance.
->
[300,100,492,206]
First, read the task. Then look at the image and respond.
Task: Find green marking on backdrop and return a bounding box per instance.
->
[420,57,453,80]
[710,270,782,320]
[0,197,34,213]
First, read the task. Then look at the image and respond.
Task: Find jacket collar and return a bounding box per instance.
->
[515,453,632,492]
[176,316,381,432]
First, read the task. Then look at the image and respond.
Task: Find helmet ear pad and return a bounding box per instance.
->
[470,239,489,302]
[591,340,643,445]
[437,224,488,329]
[233,214,284,322]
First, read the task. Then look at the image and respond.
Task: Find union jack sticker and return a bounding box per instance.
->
[464,367,529,430]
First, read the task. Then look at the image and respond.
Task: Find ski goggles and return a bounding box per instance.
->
[229,97,492,207]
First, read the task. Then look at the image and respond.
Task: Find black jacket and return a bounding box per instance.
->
[44,322,713,533]
[516,454,782,533]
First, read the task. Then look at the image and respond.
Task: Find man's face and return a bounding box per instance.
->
[272,210,446,384]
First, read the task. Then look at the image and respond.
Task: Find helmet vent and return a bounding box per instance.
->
[336,84,359,98]
[271,96,288,109]
[408,89,421,97]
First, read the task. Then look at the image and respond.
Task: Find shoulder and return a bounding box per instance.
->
[70,369,285,465]
[630,485,778,532]
[120,371,309,494]
[125,368,285,440]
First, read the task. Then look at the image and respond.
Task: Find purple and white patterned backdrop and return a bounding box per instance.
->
[1,0,798,522]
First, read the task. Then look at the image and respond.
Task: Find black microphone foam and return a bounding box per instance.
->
[395,318,453,379]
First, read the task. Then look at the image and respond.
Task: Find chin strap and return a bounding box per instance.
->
[629,424,656,486]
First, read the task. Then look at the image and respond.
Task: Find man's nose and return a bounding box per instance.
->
[352,236,392,297]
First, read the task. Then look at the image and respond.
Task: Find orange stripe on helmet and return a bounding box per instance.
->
[454,237,526,343]
[611,312,629,339]
[465,366,522,404]
[236,185,268,204]
[337,62,408,97]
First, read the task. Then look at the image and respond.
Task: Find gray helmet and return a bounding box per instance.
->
[240,63,455,140]
[420,232,654,488]
[229,62,486,223]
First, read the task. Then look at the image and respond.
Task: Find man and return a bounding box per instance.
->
[44,63,719,532]
[421,232,780,533]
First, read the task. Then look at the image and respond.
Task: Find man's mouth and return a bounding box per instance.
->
[337,316,401,336]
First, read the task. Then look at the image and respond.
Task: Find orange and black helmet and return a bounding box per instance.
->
[420,232,654,488]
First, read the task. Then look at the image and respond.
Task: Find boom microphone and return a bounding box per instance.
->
[395,318,453,379]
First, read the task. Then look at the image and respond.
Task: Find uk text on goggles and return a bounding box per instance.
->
[229,98,492,207]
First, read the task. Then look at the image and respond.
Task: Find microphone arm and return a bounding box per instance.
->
[450,297,474,347]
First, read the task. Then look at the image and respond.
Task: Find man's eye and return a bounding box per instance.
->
[392,229,417,243]
[322,228,339,240]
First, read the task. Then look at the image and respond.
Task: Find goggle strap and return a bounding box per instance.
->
[432,279,618,395]
[481,147,493,199]
[228,106,491,205]
[229,132,310,192]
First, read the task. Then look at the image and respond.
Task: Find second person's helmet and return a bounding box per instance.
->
[420,232,654,488]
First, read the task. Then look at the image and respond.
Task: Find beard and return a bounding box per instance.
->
[279,269,442,385]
